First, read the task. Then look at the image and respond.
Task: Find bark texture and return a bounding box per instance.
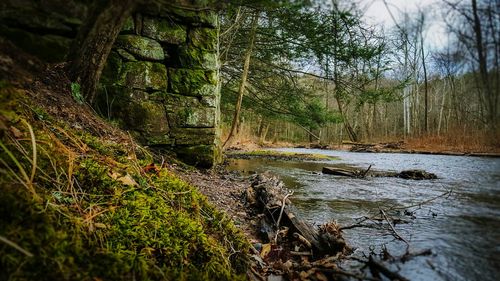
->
[68,0,138,103]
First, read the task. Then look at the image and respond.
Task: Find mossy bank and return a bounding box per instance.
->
[0,82,248,280]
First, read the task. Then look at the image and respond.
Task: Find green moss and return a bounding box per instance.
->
[121,16,135,33]
[143,17,187,44]
[117,61,168,90]
[178,45,218,70]
[114,35,165,61]
[189,28,217,51]
[0,85,248,280]
[169,68,217,96]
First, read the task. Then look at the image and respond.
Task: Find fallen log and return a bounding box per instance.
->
[397,169,437,180]
[249,174,349,257]
[322,166,361,177]
[322,165,437,180]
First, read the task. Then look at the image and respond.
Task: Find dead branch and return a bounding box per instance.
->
[368,255,410,281]
[379,208,409,245]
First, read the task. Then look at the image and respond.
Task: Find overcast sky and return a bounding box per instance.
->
[358,0,449,50]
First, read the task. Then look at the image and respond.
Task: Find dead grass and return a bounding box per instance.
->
[404,129,500,154]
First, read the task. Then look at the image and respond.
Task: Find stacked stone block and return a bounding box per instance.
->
[99,8,221,167]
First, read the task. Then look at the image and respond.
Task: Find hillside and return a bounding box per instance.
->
[0,38,248,280]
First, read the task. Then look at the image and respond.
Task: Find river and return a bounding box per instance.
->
[227,148,500,281]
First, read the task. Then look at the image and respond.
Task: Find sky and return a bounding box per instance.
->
[358,0,449,50]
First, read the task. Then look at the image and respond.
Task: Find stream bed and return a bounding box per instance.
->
[227,148,500,281]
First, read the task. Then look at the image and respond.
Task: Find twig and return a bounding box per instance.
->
[23,120,37,184]
[388,190,452,211]
[401,249,432,262]
[340,216,384,230]
[0,235,33,257]
[368,255,410,281]
[379,208,409,245]
[249,266,266,281]
[274,190,293,243]
[361,165,372,178]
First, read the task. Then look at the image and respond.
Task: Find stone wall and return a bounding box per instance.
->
[0,1,222,167]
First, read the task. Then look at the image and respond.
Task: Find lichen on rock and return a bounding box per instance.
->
[117,61,167,90]
[168,68,217,96]
[114,34,165,61]
[142,16,187,44]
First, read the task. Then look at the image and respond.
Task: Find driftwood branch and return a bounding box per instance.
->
[380,208,409,245]
[361,164,372,178]
[274,190,293,243]
[251,174,348,256]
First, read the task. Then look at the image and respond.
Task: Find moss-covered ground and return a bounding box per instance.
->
[0,82,248,280]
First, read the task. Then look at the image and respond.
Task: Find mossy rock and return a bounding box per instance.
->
[115,48,137,61]
[94,86,169,136]
[175,144,218,168]
[168,68,217,96]
[114,35,164,61]
[142,4,218,28]
[167,9,218,28]
[189,27,217,51]
[178,45,217,70]
[131,99,170,135]
[117,61,167,90]
[200,94,218,107]
[170,128,216,145]
[142,16,187,44]
[164,94,216,128]
[120,16,135,33]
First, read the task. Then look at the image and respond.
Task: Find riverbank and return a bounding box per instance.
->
[226,139,500,158]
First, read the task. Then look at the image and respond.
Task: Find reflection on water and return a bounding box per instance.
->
[227,149,500,281]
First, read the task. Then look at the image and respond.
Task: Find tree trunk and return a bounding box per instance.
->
[223,11,259,148]
[258,123,270,145]
[335,96,358,142]
[68,0,138,103]
[420,17,429,134]
[471,0,495,127]
[437,80,447,135]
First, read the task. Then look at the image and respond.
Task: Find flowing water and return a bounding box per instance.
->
[227,148,500,281]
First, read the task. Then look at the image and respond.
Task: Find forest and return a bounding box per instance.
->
[219,0,499,153]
